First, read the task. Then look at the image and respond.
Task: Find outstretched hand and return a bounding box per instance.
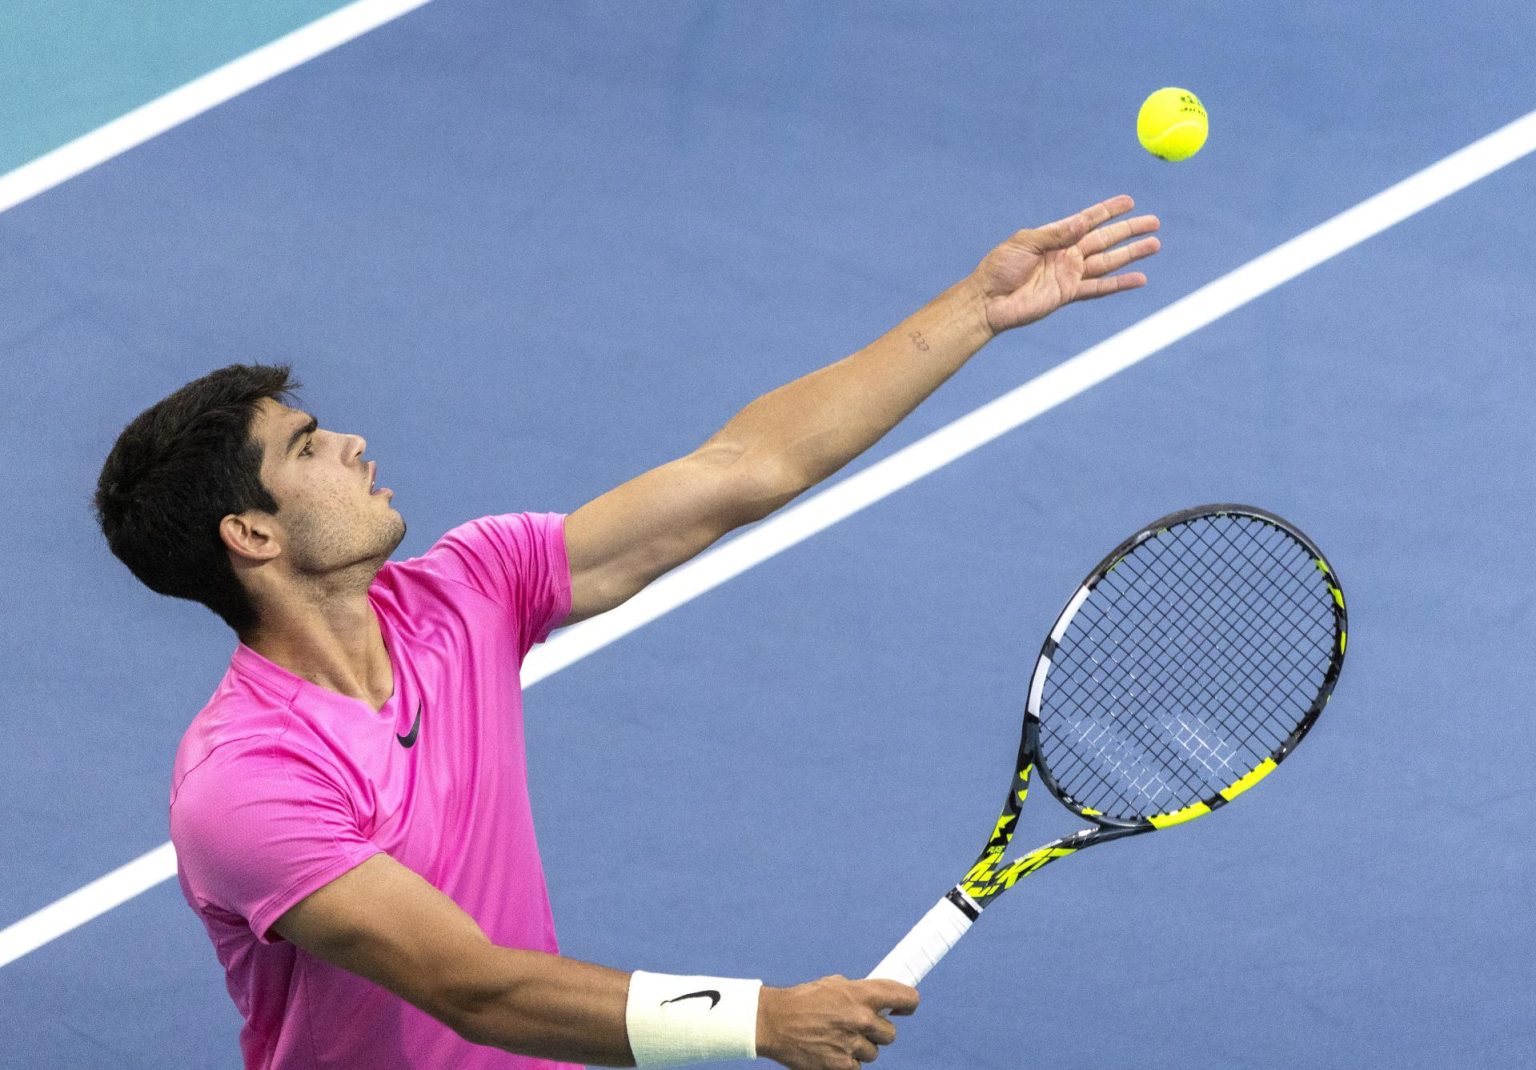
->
[972,195,1161,335]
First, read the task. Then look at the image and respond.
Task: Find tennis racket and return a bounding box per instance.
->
[868,504,1347,986]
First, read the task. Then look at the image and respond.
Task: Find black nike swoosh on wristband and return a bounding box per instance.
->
[396,703,422,748]
[661,990,722,1011]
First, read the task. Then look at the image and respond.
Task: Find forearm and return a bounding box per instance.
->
[707,275,995,502]
[449,950,913,1070]
[449,948,637,1065]
[452,952,782,1068]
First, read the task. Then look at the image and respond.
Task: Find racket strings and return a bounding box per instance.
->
[1052,605,1271,808]
[1039,515,1337,819]
[1071,525,1328,800]
[1059,558,1298,791]
[1072,522,1330,804]
[1131,546,1323,771]
[1141,528,1330,735]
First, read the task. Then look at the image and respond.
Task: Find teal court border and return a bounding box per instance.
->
[0,1,355,176]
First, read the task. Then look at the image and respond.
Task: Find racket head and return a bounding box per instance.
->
[1026,504,1347,830]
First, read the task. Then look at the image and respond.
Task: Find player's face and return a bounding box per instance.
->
[250,399,405,574]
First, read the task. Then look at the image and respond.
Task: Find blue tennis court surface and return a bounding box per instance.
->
[2,3,1533,1067]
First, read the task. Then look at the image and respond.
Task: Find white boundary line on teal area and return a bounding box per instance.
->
[0,0,434,217]
[2,107,1534,971]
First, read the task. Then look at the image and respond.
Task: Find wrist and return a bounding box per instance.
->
[625,970,762,1067]
[755,985,782,1064]
[955,272,1001,343]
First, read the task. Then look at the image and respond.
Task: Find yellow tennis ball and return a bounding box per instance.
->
[1137,87,1208,162]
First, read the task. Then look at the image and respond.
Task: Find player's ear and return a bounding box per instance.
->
[220,512,282,563]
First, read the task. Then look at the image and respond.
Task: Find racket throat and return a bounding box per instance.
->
[943,886,981,921]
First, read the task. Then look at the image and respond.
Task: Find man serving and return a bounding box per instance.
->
[94,195,1159,1070]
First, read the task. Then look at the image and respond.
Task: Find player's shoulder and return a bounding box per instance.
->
[171,656,307,805]
[375,512,566,602]
[418,512,566,566]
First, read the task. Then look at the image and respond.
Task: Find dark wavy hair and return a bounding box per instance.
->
[94,364,299,634]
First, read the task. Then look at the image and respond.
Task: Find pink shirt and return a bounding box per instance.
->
[170,513,581,1070]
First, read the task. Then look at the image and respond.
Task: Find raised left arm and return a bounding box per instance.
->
[561,195,1159,626]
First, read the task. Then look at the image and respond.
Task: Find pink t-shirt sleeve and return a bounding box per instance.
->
[171,741,383,943]
[422,513,572,657]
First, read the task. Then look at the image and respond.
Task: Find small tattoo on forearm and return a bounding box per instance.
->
[908,330,930,352]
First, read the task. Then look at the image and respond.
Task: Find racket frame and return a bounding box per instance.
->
[867,504,1347,986]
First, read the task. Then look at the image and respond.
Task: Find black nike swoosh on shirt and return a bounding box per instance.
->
[661,990,722,1011]
[396,703,422,748]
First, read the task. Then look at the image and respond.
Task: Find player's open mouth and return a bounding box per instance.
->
[368,461,387,496]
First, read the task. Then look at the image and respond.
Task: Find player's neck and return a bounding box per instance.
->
[243,588,395,712]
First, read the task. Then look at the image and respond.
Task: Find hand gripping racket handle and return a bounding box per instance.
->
[865,888,976,986]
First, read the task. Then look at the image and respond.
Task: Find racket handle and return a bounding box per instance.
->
[865,888,976,986]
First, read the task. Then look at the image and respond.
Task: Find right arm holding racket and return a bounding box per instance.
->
[272,853,916,1070]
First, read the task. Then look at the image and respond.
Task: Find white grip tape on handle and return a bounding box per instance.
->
[865,891,976,986]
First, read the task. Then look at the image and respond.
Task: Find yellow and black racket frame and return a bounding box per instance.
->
[958,503,1348,910]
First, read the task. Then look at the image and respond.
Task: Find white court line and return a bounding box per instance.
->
[3,109,1534,970]
[0,0,434,217]
[524,107,1536,682]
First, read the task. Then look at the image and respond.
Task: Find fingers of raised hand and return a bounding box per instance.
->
[1082,234,1161,279]
[1081,194,1136,228]
[1078,213,1160,258]
[1028,196,1142,255]
[1052,194,1138,244]
[1073,270,1147,302]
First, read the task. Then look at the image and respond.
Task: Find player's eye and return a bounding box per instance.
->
[299,438,314,457]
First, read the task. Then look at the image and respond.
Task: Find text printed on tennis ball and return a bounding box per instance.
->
[1137,87,1208,162]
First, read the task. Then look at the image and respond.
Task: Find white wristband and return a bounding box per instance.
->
[624,970,762,1067]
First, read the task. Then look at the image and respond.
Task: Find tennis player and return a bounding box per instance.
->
[94,196,1158,1070]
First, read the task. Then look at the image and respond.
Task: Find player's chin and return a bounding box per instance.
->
[383,511,407,548]
[362,510,407,560]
